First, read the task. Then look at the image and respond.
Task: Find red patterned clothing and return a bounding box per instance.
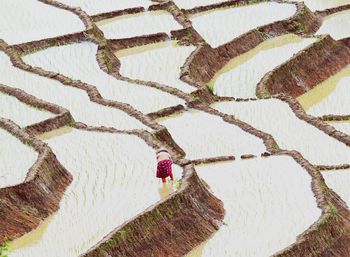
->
[156,159,173,179]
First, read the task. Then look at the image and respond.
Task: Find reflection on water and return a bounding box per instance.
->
[297,65,350,112]
[322,169,350,209]
[8,216,54,252]
[37,126,73,141]
[190,2,296,47]
[97,10,181,39]
[190,157,321,257]
[157,181,176,199]
[328,120,350,136]
[0,128,37,188]
[117,41,196,93]
[115,41,175,58]
[317,10,350,40]
[209,34,315,98]
[301,0,350,12]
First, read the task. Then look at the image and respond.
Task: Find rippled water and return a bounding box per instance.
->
[158,109,266,160]
[298,65,350,116]
[190,2,296,47]
[317,10,350,39]
[323,170,350,207]
[97,10,182,39]
[0,0,84,45]
[0,92,53,128]
[187,156,321,257]
[57,0,151,15]
[210,35,316,98]
[8,128,182,257]
[214,100,350,165]
[0,52,146,131]
[23,42,184,114]
[117,41,196,93]
[0,128,37,188]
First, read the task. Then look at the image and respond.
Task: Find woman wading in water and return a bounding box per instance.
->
[156,148,174,183]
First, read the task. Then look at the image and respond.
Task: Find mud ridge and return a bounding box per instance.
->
[319,114,350,122]
[317,164,350,171]
[0,40,161,131]
[147,104,186,120]
[82,164,224,257]
[107,33,170,52]
[272,150,350,257]
[0,84,73,135]
[192,156,236,165]
[91,7,145,22]
[315,4,350,17]
[180,2,320,87]
[257,36,350,98]
[0,118,72,244]
[275,94,350,147]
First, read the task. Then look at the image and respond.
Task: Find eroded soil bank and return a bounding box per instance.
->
[0,118,72,244]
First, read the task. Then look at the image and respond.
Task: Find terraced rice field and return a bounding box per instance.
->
[1,0,350,256]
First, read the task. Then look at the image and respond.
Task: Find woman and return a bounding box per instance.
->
[156,148,174,183]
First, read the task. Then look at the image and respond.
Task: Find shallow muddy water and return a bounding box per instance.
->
[0,92,54,128]
[210,35,316,98]
[187,156,321,257]
[57,0,151,15]
[190,2,296,47]
[298,65,350,116]
[23,42,185,114]
[158,109,266,160]
[214,100,350,165]
[322,170,350,208]
[0,128,37,188]
[117,41,196,93]
[0,0,84,45]
[97,10,182,39]
[317,10,350,39]
[8,128,182,257]
[0,52,147,131]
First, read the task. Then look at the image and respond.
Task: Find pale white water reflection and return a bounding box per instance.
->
[0,0,84,45]
[23,42,185,114]
[317,10,350,39]
[8,128,182,256]
[214,100,350,165]
[159,109,266,160]
[190,2,296,47]
[0,52,147,131]
[188,156,321,257]
[0,128,37,188]
[0,93,53,128]
[97,11,182,39]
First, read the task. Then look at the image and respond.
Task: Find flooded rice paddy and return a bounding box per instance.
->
[0,0,84,45]
[0,93,54,128]
[317,10,350,40]
[0,52,147,131]
[117,41,196,93]
[23,42,185,114]
[2,0,350,256]
[0,128,37,188]
[298,65,350,116]
[322,169,350,208]
[187,156,321,257]
[97,11,182,39]
[8,128,182,257]
[190,2,296,47]
[210,35,316,98]
[158,110,266,160]
[214,100,350,166]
